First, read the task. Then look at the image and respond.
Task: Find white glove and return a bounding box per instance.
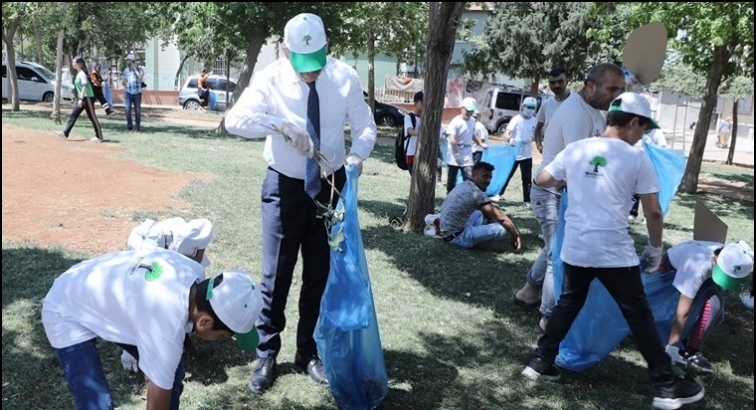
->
[665,345,687,366]
[120,350,139,373]
[345,153,363,176]
[641,243,663,273]
[279,120,314,158]
[480,143,489,149]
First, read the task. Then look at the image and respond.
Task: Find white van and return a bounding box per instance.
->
[481,86,550,135]
[2,60,74,102]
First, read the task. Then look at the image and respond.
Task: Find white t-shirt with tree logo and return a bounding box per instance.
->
[544,137,659,268]
[42,249,205,390]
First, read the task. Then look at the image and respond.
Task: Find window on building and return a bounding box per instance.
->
[213,59,227,76]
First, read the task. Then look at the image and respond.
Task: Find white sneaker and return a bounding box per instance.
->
[490,195,501,202]
[523,202,532,209]
[89,137,103,143]
[743,295,754,311]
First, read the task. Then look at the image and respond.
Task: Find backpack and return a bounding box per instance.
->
[394,113,417,170]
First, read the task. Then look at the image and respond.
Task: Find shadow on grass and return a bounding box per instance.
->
[675,192,754,221]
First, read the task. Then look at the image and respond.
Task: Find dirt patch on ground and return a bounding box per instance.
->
[1,123,207,254]
[698,178,754,203]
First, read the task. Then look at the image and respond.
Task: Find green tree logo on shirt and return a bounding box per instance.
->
[140,262,164,281]
[589,156,607,173]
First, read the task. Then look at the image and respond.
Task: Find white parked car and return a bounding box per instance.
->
[2,60,75,102]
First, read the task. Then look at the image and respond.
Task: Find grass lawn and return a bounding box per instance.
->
[2,110,753,410]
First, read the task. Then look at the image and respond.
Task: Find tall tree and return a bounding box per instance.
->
[404,2,467,232]
[331,2,429,114]
[720,75,754,165]
[2,2,33,111]
[462,2,616,95]
[52,2,69,124]
[627,2,754,193]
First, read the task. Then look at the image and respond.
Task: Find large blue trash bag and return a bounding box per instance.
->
[439,142,522,196]
[642,139,686,216]
[554,145,687,371]
[314,165,389,410]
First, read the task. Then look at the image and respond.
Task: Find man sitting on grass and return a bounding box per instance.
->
[438,161,522,252]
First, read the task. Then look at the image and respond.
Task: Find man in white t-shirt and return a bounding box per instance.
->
[661,240,753,374]
[534,68,574,153]
[512,63,625,332]
[522,92,704,410]
[404,91,424,176]
[492,96,538,206]
[472,110,489,164]
[445,97,485,193]
[42,248,262,410]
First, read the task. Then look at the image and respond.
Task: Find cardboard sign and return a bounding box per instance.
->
[622,21,668,85]
[693,200,728,244]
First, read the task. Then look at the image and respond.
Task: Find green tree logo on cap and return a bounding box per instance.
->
[303,34,312,45]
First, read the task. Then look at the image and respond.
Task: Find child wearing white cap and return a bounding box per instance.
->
[41,248,262,410]
[445,97,483,193]
[493,96,538,207]
[662,240,754,374]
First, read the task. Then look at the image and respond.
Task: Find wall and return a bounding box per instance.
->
[654,91,754,139]
[722,96,754,138]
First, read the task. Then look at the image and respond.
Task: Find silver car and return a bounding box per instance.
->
[178,74,237,111]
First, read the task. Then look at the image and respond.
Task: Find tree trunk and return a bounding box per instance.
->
[681,97,690,151]
[225,48,232,108]
[174,54,190,90]
[530,74,540,97]
[33,23,45,65]
[726,100,738,165]
[216,35,266,134]
[52,3,69,124]
[367,34,376,117]
[403,2,467,232]
[678,45,731,194]
[2,19,22,111]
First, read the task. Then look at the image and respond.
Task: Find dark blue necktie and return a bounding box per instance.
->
[304,82,321,198]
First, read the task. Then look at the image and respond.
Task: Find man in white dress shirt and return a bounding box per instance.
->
[225,13,377,394]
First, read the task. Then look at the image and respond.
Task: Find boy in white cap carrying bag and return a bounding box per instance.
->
[662,240,754,374]
[521,92,705,410]
[41,248,262,410]
[445,97,484,193]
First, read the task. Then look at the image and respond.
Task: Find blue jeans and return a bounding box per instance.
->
[53,339,184,410]
[124,92,142,130]
[450,210,507,248]
[527,184,561,317]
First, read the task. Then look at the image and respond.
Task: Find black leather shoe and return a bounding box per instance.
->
[295,353,328,385]
[249,356,277,394]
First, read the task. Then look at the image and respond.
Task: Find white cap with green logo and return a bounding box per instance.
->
[284,13,328,73]
[206,270,263,352]
[712,241,754,291]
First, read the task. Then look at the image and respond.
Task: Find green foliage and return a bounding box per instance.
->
[721,76,754,101]
[627,3,754,80]
[146,3,358,69]
[462,2,621,85]
[329,2,429,64]
[650,53,706,97]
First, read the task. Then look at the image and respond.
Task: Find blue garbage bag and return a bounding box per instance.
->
[314,165,388,410]
[439,142,522,196]
[554,145,687,371]
[209,90,218,111]
[642,140,686,216]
